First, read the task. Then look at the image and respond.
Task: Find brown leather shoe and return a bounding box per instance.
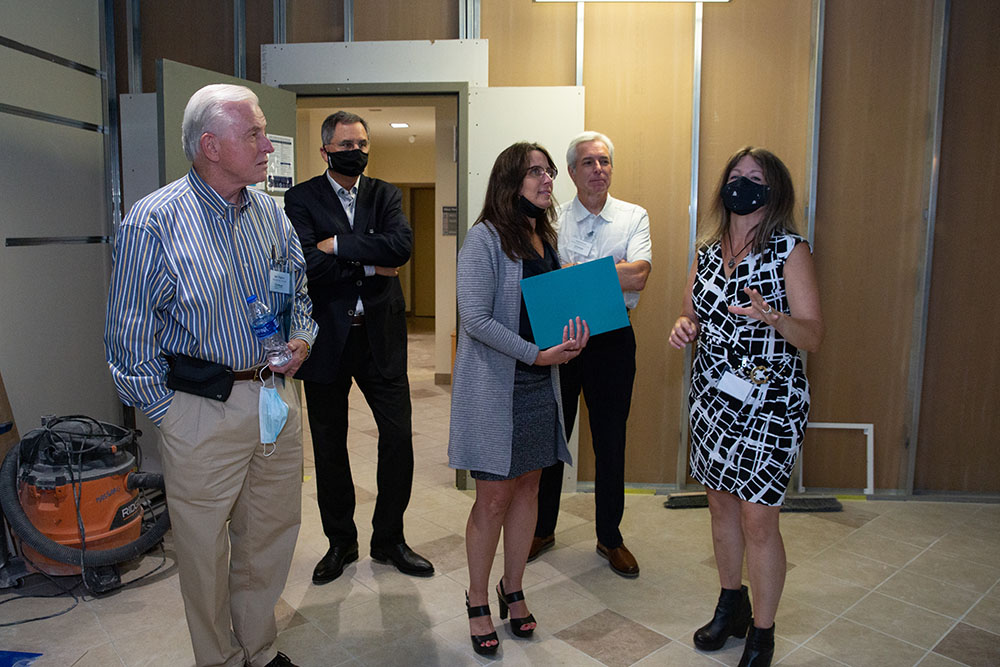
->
[527,534,555,562]
[596,542,639,578]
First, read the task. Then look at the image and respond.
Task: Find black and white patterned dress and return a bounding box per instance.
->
[689,233,811,506]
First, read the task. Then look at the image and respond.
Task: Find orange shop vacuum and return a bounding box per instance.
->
[0,415,170,593]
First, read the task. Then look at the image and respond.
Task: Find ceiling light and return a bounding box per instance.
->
[390,122,409,129]
[535,0,729,3]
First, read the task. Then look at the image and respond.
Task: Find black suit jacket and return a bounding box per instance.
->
[284,173,413,383]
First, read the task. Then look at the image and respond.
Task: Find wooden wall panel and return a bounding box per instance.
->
[246,0,274,83]
[355,0,458,41]
[139,0,233,93]
[699,0,812,228]
[287,0,344,44]
[807,0,934,490]
[915,0,1000,493]
[481,0,576,87]
[574,4,694,485]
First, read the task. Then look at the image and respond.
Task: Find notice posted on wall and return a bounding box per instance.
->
[266,134,295,192]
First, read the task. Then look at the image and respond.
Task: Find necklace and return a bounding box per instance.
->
[726,229,755,268]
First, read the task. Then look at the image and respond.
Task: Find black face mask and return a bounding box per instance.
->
[326,149,369,177]
[518,195,547,220]
[722,176,770,216]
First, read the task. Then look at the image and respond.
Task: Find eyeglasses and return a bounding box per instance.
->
[325,140,369,151]
[525,165,557,180]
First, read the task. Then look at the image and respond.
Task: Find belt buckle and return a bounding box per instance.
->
[749,365,770,385]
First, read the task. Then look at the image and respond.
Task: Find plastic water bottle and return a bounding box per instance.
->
[246,295,292,367]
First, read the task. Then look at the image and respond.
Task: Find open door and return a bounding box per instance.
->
[464,86,585,243]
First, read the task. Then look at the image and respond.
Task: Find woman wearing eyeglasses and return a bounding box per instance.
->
[449,142,589,656]
[669,147,823,667]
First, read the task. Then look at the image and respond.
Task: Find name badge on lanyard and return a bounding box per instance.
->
[716,369,753,403]
[568,236,593,257]
[269,268,292,294]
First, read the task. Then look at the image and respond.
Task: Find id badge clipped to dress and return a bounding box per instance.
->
[269,245,293,341]
[716,368,754,403]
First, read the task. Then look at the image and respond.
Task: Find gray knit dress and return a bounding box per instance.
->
[448,221,572,478]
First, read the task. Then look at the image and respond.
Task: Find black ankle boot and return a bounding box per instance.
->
[738,621,775,667]
[693,585,752,651]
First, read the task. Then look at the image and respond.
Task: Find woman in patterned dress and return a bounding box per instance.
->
[670,147,824,667]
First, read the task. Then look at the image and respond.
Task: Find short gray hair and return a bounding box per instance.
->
[182,84,259,161]
[321,111,370,145]
[566,131,615,171]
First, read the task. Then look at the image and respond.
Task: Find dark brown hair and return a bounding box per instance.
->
[475,142,558,261]
[701,146,798,253]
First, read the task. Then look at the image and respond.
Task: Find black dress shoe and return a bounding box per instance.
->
[312,543,359,584]
[263,651,298,667]
[370,542,434,577]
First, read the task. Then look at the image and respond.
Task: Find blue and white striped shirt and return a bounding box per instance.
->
[105,168,318,425]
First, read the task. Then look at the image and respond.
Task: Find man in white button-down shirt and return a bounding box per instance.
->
[530,131,652,578]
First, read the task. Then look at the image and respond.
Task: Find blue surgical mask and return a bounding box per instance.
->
[258,380,289,449]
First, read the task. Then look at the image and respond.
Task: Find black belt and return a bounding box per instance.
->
[350,314,365,326]
[233,366,273,382]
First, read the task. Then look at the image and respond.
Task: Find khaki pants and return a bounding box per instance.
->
[159,378,302,667]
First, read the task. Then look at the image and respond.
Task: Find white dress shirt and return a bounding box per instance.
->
[556,194,652,309]
[326,172,373,314]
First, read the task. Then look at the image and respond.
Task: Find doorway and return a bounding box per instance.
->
[294,94,458,383]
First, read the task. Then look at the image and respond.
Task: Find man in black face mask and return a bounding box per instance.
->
[284,111,434,584]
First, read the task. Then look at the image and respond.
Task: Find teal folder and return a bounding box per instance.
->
[520,255,630,349]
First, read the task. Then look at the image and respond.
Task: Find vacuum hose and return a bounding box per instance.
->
[0,446,171,568]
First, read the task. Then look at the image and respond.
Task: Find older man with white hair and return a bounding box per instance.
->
[105,84,317,667]
[531,131,652,578]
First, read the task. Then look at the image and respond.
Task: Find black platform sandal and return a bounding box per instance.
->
[496,578,536,638]
[466,591,499,655]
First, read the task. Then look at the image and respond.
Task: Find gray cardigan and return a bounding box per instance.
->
[448,221,571,476]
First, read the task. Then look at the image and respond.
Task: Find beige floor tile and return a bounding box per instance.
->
[783,566,871,615]
[915,652,967,667]
[931,622,1000,667]
[928,533,1000,569]
[273,620,353,667]
[355,627,481,666]
[849,513,950,549]
[804,618,927,667]
[777,646,850,666]
[904,551,1000,594]
[774,597,838,644]
[523,577,609,634]
[875,570,983,619]
[802,547,898,589]
[0,596,110,661]
[555,609,670,667]
[843,592,955,648]
[833,531,926,568]
[964,594,1000,635]
[58,642,125,667]
[634,640,728,666]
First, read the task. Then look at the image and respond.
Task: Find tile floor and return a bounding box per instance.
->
[2,323,999,666]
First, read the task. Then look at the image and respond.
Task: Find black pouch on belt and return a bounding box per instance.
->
[166,355,235,401]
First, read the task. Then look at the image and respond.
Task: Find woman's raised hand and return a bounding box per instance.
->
[535,317,590,366]
[669,316,698,349]
[728,287,781,326]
